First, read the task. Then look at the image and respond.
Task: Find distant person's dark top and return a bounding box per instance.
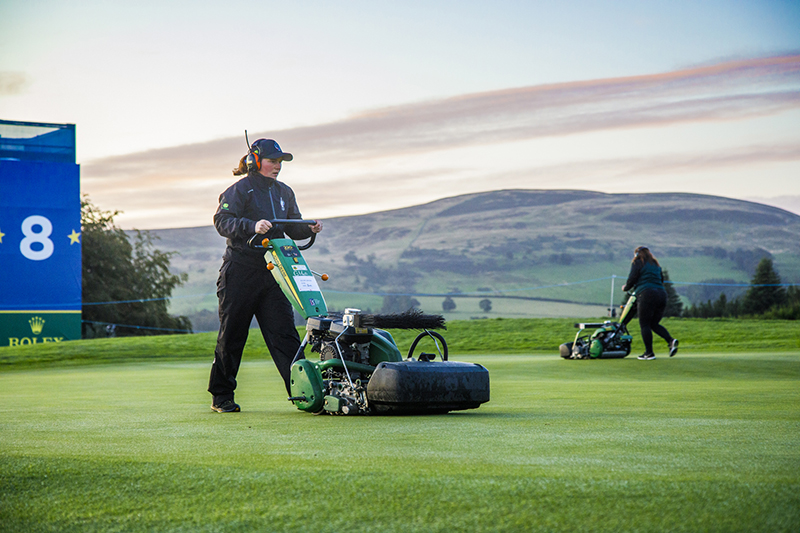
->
[624,259,664,295]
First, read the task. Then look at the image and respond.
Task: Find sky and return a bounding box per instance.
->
[1,0,799,229]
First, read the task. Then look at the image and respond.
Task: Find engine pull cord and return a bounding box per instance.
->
[333,328,356,387]
[428,330,444,359]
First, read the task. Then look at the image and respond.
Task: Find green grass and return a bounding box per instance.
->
[1,352,798,532]
[1,318,798,369]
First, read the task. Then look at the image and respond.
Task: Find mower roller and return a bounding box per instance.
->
[248,220,490,415]
[559,293,636,359]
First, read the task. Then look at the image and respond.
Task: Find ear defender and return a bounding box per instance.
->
[246,146,261,171]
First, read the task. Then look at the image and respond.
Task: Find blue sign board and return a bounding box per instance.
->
[0,120,81,345]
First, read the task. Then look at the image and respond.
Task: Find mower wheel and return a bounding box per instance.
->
[559,342,573,359]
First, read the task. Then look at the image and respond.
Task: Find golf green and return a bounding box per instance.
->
[1,353,798,532]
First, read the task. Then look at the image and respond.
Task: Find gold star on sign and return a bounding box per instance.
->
[68,229,81,244]
[0,228,5,243]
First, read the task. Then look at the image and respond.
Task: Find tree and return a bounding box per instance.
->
[442,296,456,312]
[683,292,744,318]
[762,285,800,319]
[663,270,683,317]
[81,197,191,337]
[479,299,492,313]
[343,251,418,291]
[683,278,746,307]
[380,294,421,314]
[730,248,772,275]
[742,258,786,315]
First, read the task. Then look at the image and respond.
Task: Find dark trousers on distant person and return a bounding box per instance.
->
[636,288,673,355]
[208,260,301,404]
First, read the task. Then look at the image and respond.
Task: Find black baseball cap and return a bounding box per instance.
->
[251,139,293,161]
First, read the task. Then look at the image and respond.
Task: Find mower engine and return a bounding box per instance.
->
[290,308,490,415]
[298,310,380,415]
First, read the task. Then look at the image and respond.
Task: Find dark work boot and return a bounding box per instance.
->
[211,399,241,413]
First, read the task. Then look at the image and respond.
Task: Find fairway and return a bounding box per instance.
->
[1,353,799,532]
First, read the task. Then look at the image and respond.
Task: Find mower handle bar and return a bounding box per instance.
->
[247,219,318,250]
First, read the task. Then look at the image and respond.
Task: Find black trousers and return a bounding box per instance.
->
[208,260,301,404]
[636,288,673,355]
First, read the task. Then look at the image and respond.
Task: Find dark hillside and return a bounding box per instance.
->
[142,190,800,326]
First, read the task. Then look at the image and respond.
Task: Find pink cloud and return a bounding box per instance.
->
[81,54,800,228]
[85,54,800,177]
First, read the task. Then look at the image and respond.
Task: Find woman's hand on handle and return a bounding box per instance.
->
[255,219,273,234]
[309,220,323,234]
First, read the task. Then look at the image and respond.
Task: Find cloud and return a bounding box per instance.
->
[277,54,800,161]
[612,143,800,176]
[102,140,800,229]
[746,194,800,217]
[82,54,800,228]
[86,54,800,171]
[296,143,800,216]
[0,72,29,96]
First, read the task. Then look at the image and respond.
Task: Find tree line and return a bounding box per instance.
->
[435,263,798,321]
[81,197,191,337]
[682,258,799,319]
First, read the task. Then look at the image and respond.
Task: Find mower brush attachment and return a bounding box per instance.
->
[359,309,446,330]
[249,221,490,415]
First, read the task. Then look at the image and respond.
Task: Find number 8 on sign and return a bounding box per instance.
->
[20,215,54,261]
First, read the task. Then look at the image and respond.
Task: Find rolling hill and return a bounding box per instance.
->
[146,190,800,329]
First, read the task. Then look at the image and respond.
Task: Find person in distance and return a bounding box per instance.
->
[621,246,679,361]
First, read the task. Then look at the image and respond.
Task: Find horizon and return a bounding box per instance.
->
[134,188,800,232]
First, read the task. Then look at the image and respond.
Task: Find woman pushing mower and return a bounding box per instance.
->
[208,137,323,412]
[622,246,679,361]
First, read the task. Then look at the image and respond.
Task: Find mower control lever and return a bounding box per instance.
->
[246,219,319,250]
[408,330,448,361]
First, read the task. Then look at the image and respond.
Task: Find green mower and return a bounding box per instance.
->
[248,220,490,415]
[559,293,637,359]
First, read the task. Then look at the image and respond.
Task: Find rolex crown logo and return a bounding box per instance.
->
[29,316,45,335]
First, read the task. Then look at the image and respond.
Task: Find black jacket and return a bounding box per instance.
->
[622,259,664,295]
[214,172,313,268]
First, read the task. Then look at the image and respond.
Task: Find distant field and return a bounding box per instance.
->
[167,256,757,318]
[1,352,798,532]
[323,293,610,320]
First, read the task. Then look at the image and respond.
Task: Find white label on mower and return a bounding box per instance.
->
[292,265,308,271]
[294,275,320,292]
